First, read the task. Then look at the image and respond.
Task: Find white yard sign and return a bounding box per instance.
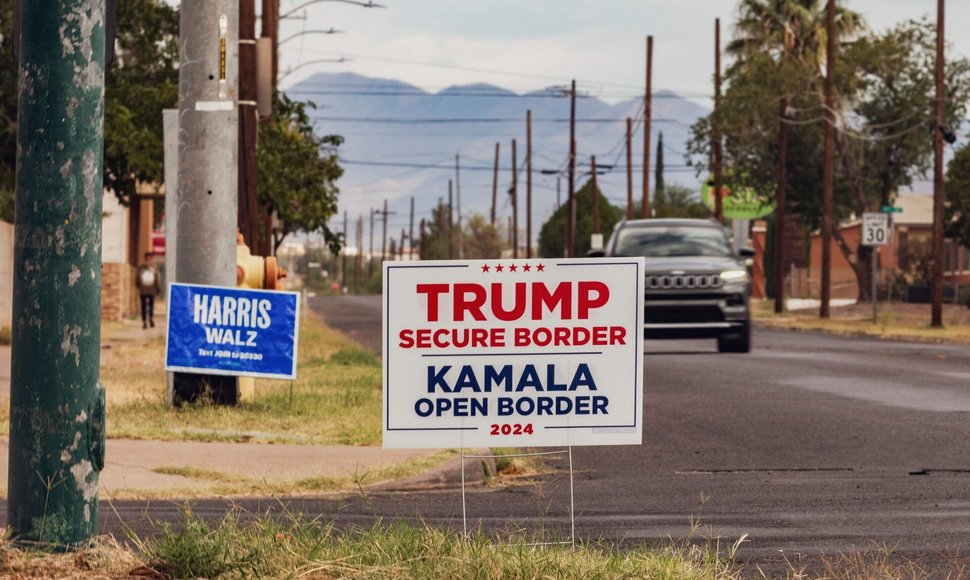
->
[383,258,645,449]
[862,213,890,246]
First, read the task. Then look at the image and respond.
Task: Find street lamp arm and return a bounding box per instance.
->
[279,28,345,45]
[279,57,352,81]
[281,0,386,20]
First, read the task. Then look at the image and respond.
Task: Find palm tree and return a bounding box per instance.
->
[728,0,863,75]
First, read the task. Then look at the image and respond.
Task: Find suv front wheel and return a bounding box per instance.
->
[717,321,751,353]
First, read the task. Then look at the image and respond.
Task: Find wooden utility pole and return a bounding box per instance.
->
[239,0,259,246]
[259,0,279,256]
[932,0,946,327]
[592,156,600,234]
[526,110,533,259]
[567,79,577,257]
[508,216,514,251]
[713,19,724,223]
[448,180,454,259]
[381,198,388,263]
[455,154,463,259]
[775,98,789,314]
[368,208,375,277]
[820,0,836,319]
[354,215,362,292]
[419,218,426,259]
[511,138,519,259]
[342,210,348,287]
[262,0,279,85]
[642,35,653,219]
[400,228,406,260]
[491,142,500,226]
[408,196,415,260]
[626,117,634,219]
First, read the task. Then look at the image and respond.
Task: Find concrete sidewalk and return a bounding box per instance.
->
[0,438,441,497]
[0,312,468,498]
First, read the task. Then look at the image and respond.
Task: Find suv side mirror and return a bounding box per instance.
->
[586,248,606,258]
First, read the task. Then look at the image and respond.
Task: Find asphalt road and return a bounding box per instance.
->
[300,295,970,573]
[12,294,970,575]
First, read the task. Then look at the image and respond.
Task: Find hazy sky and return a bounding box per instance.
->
[278,0,970,103]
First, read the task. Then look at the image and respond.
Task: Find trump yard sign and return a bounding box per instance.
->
[382,258,645,449]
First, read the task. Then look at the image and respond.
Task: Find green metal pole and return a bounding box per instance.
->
[7,0,106,548]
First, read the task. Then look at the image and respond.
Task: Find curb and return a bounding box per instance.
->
[372,450,497,491]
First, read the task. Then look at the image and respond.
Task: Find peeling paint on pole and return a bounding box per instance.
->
[8,0,106,548]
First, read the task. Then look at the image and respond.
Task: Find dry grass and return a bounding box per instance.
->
[753,300,970,344]
[92,311,387,445]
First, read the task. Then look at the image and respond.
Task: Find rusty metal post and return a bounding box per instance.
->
[8,0,107,547]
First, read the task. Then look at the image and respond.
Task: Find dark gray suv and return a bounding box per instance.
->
[592,218,753,353]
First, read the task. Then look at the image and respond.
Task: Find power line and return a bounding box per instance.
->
[339,158,697,172]
[310,115,690,125]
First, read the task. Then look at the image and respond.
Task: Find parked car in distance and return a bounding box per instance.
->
[588,218,754,353]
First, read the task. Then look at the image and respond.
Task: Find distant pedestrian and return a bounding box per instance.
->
[136,252,161,329]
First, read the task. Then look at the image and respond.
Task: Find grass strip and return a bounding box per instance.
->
[100,313,384,445]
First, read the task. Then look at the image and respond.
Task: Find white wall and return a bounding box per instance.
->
[102,190,129,264]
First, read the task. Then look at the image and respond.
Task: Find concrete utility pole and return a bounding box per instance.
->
[626,117,634,220]
[491,142,500,226]
[526,110,533,259]
[642,35,653,219]
[8,0,107,547]
[713,20,724,224]
[174,0,240,403]
[511,138,519,259]
[820,0,836,319]
[775,98,790,314]
[567,79,577,257]
[931,0,946,327]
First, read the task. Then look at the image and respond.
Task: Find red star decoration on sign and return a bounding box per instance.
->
[509,264,518,272]
[536,263,545,272]
[481,264,490,272]
[523,264,532,272]
[495,264,504,272]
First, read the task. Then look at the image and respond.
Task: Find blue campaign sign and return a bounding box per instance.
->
[165,283,300,380]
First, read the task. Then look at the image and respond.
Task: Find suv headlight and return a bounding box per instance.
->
[720,269,749,282]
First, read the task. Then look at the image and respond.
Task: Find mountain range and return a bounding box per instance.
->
[285,72,711,244]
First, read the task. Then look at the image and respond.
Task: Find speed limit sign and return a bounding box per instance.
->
[862,213,890,246]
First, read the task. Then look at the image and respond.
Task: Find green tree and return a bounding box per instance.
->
[0,0,18,221]
[258,92,343,252]
[462,213,503,259]
[420,198,452,260]
[654,185,711,219]
[0,0,179,218]
[538,179,623,258]
[691,13,970,300]
[103,0,180,204]
[945,144,970,248]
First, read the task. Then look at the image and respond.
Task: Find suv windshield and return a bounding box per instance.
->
[613,224,733,258]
